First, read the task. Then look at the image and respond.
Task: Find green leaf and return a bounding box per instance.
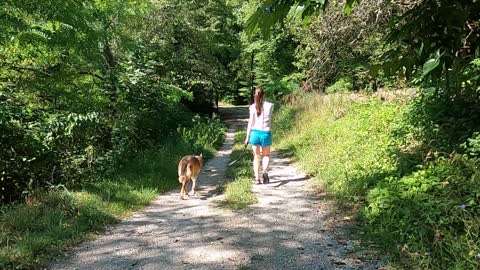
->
[245,0,329,37]
[344,5,352,15]
[368,64,382,77]
[344,0,361,15]
[422,54,442,78]
[344,0,354,15]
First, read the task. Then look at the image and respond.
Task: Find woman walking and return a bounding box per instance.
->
[245,87,274,184]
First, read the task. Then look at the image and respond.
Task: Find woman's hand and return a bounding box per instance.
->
[244,137,249,145]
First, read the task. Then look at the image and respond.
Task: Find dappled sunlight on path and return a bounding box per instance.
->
[49,106,379,270]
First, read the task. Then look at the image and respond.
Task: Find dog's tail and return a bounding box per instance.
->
[178,161,191,183]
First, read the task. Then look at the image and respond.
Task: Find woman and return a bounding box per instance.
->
[245,87,274,184]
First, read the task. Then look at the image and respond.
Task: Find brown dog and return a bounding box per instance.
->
[178,154,203,200]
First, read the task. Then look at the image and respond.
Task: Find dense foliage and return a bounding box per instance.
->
[0,0,239,202]
[2,0,480,268]
[226,0,300,103]
[251,0,480,268]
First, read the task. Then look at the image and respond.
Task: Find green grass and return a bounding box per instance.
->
[273,92,402,202]
[0,150,174,269]
[272,91,480,269]
[220,131,257,209]
[0,124,226,270]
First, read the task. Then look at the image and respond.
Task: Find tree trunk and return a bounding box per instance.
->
[103,42,117,116]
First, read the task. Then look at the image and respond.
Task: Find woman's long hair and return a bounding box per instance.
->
[254,87,264,117]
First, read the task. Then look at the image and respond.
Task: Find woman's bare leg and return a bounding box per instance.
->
[252,145,262,182]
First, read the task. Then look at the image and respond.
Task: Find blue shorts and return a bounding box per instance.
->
[249,129,272,147]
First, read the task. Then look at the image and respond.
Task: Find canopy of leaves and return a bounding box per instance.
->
[384,0,480,83]
[244,0,362,36]
[0,0,241,202]
[300,0,402,91]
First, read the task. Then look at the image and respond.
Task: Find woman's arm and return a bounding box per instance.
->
[245,109,254,145]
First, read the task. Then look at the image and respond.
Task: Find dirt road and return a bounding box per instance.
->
[49,106,379,270]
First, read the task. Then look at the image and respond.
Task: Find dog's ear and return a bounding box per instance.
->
[199,153,203,158]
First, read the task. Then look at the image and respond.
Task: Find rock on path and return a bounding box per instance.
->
[49,106,379,270]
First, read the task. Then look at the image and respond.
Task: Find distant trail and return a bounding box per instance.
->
[49,105,379,270]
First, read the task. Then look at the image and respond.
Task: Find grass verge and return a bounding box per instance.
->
[220,131,257,209]
[272,90,480,269]
[0,123,226,270]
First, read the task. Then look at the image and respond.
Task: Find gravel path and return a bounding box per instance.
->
[49,106,379,270]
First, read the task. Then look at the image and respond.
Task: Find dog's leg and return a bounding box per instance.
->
[180,181,187,200]
[183,179,193,199]
[189,177,197,196]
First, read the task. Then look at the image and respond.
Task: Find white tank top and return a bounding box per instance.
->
[249,101,274,132]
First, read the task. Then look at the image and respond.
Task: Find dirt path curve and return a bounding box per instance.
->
[50,105,379,270]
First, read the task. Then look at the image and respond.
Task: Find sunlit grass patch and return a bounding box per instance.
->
[223,176,257,209]
[0,180,157,269]
[220,131,257,209]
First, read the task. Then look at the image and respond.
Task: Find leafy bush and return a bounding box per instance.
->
[105,83,193,166]
[0,86,189,202]
[177,115,226,156]
[364,87,480,268]
[365,154,480,269]
[263,80,298,101]
[0,93,110,201]
[325,77,354,94]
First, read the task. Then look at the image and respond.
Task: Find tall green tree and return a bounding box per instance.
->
[0,0,242,202]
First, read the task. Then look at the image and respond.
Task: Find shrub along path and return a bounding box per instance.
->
[49,105,379,270]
